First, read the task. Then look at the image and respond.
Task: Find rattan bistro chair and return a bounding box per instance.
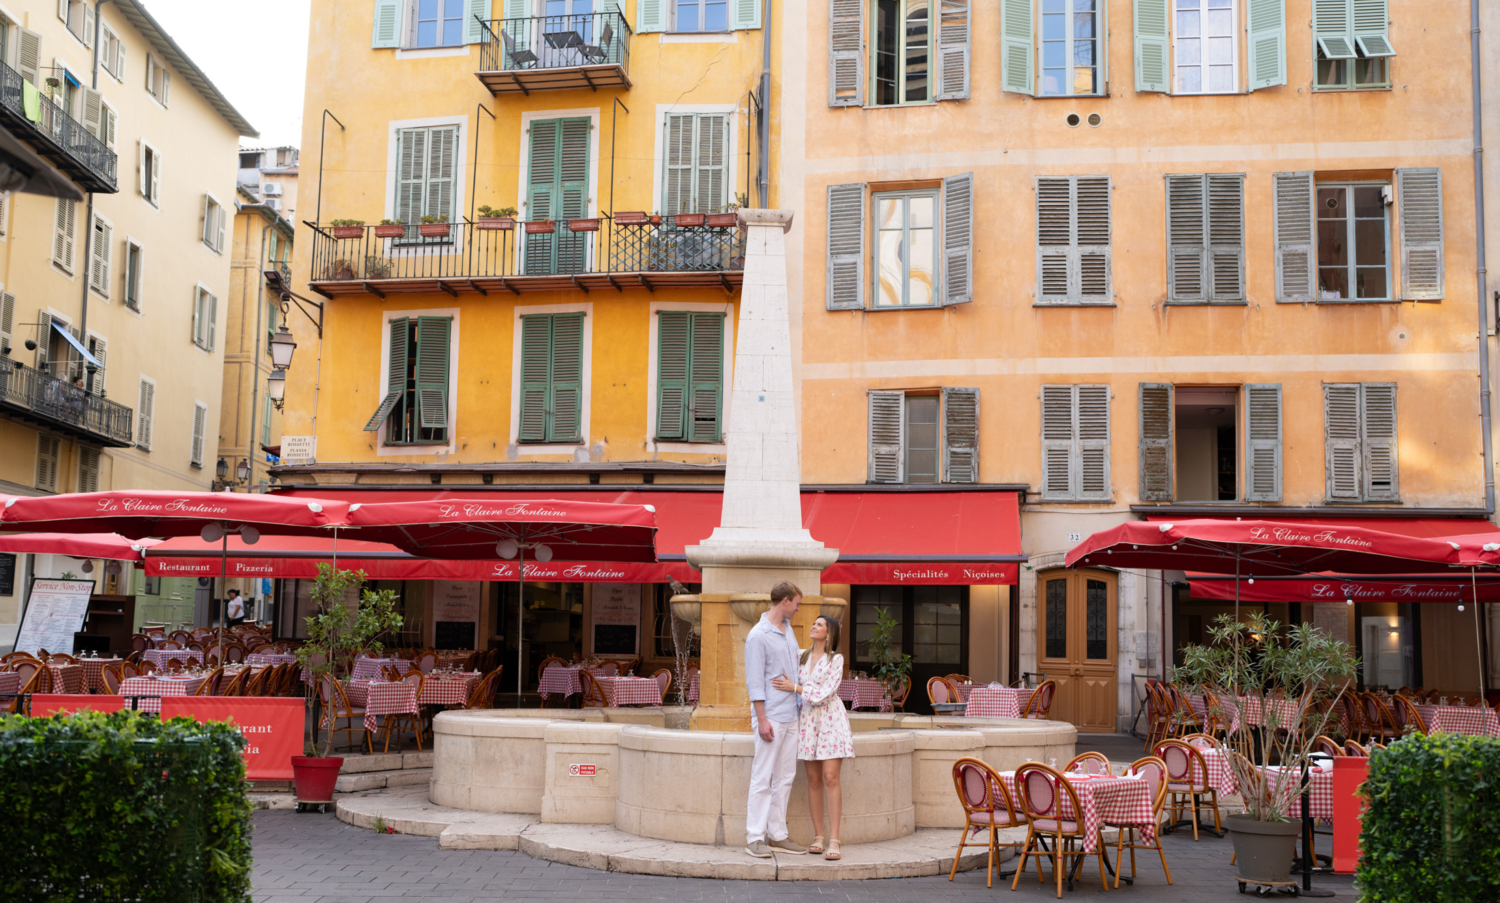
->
[1394,695,1429,736]
[1156,738,1223,841]
[928,676,957,706]
[948,757,1026,888]
[580,669,610,708]
[1106,756,1173,888]
[1012,762,1108,897]
[319,675,372,754]
[1064,751,1113,775]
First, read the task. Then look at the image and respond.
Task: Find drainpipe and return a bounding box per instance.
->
[247,218,274,492]
[76,0,112,354]
[756,0,771,207]
[1473,0,1495,517]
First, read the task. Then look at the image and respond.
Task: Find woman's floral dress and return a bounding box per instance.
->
[797,652,855,761]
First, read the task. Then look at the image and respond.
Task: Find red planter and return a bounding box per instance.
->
[524,220,557,234]
[613,211,649,225]
[418,223,451,238]
[475,217,515,231]
[568,218,600,232]
[373,225,406,239]
[291,755,343,803]
[673,213,705,227]
[705,212,739,228]
[331,226,365,240]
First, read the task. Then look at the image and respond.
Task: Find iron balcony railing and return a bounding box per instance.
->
[0,357,133,446]
[478,11,631,77]
[0,60,117,193]
[306,216,744,286]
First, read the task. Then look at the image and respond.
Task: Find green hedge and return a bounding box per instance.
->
[1358,732,1500,901]
[0,710,252,902]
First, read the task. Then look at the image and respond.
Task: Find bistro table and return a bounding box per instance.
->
[1415,703,1500,736]
[142,649,205,668]
[838,678,892,712]
[688,669,700,704]
[42,663,85,694]
[537,665,613,700]
[119,675,207,714]
[351,656,410,681]
[996,771,1157,854]
[0,671,19,697]
[347,673,482,731]
[965,686,1028,718]
[246,652,298,667]
[596,676,663,707]
[79,658,124,693]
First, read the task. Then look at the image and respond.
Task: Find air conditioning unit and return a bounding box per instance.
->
[265,198,282,211]
[262,182,283,197]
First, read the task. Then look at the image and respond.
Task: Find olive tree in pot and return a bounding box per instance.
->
[862,606,912,711]
[1176,612,1358,890]
[291,564,403,808]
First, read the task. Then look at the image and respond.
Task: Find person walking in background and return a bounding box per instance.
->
[226,589,245,627]
[743,581,809,859]
[773,614,854,860]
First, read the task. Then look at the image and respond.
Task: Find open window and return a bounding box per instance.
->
[366,315,453,446]
[825,173,973,310]
[1138,383,1283,503]
[868,388,978,484]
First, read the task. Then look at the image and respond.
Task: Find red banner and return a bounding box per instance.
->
[822,561,1019,585]
[159,697,304,780]
[30,694,127,716]
[146,556,702,583]
[1332,756,1370,875]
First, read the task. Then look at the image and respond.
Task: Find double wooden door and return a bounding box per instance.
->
[1037,569,1117,732]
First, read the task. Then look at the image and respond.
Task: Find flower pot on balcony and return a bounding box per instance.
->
[331,226,365,240]
[524,220,557,234]
[705,212,739,228]
[373,225,406,239]
[568,218,599,232]
[418,223,451,238]
[613,211,649,225]
[673,213,705,227]
[476,217,515,231]
[650,215,663,226]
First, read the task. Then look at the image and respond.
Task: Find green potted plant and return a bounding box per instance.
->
[374,218,405,239]
[329,219,366,240]
[476,205,517,230]
[862,606,912,712]
[706,194,747,228]
[363,256,394,279]
[1176,612,1358,891]
[418,214,450,238]
[291,564,403,807]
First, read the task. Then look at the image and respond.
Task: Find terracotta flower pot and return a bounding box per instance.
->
[613,211,649,225]
[568,218,600,232]
[673,213,705,227]
[373,225,406,239]
[1225,813,1300,889]
[291,755,344,806]
[331,226,365,240]
[650,215,663,226]
[418,223,451,238]
[524,220,556,234]
[476,217,515,231]
[705,212,739,228]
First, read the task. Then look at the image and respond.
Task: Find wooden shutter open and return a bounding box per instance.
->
[1313,0,1356,59]
[82,87,103,138]
[1138,383,1173,501]
[1352,0,1394,56]
[191,403,206,466]
[136,379,154,450]
[1247,0,1287,90]
[1324,383,1361,499]
[465,0,489,43]
[826,182,866,310]
[87,335,106,395]
[1207,174,1245,300]
[935,0,971,101]
[54,199,75,271]
[1134,0,1169,93]
[1244,384,1283,501]
[414,316,451,430]
[1361,383,1398,500]
[1165,175,1206,301]
[364,317,407,430]
[941,387,979,483]
[688,313,724,442]
[1077,385,1111,500]
[91,216,112,295]
[829,0,865,107]
[942,172,973,305]
[397,128,428,237]
[868,390,905,483]
[1397,168,1444,300]
[1273,171,1315,303]
[1040,385,1075,499]
[17,28,40,86]
[372,0,401,47]
[636,0,667,33]
[1001,0,1034,95]
[655,311,688,439]
[206,293,217,351]
[35,310,51,372]
[518,315,550,442]
[549,313,584,442]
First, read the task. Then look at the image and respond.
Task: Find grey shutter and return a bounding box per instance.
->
[656,311,688,439]
[1397,168,1444,300]
[1134,0,1169,93]
[1036,178,1072,302]
[78,447,100,493]
[191,403,206,466]
[518,315,550,442]
[35,310,50,372]
[1352,0,1394,57]
[934,0,970,101]
[17,28,40,86]
[1001,0,1034,95]
[941,172,973,305]
[35,435,59,492]
[829,0,864,107]
[1273,171,1315,303]
[466,0,489,44]
[1138,383,1173,501]
[87,336,106,394]
[425,126,459,226]
[694,115,728,214]
[662,115,695,216]
[1075,177,1112,302]
[1165,175,1206,301]
[82,87,103,138]
[83,3,93,48]
[730,0,761,30]
[1313,0,1355,59]
[91,217,112,296]
[414,316,451,430]
[54,199,76,271]
[1207,174,1245,300]
[215,203,227,253]
[364,317,407,430]
[1040,385,1075,500]
[192,290,202,347]
[0,291,13,354]
[1246,0,1287,90]
[942,387,979,483]
[636,0,666,34]
[373,0,402,47]
[206,293,217,351]
[1077,385,1111,500]
[397,128,428,234]
[1324,383,1361,500]
[66,325,83,381]
[1361,383,1398,500]
[868,390,905,483]
[826,183,866,309]
[136,379,154,450]
[1244,383,1283,501]
[149,147,160,203]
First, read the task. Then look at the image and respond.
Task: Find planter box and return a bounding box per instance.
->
[524,220,557,234]
[418,223,451,238]
[331,226,365,240]
[705,213,739,228]
[673,213,705,227]
[476,217,515,231]
[613,211,649,225]
[373,225,406,239]
[568,218,600,232]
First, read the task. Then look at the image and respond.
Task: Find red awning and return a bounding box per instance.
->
[0,532,160,561]
[0,490,346,539]
[1186,573,1500,604]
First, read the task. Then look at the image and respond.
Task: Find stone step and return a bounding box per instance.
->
[335,767,432,793]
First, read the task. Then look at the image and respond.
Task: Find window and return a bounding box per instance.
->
[124,240,143,311]
[190,401,207,468]
[1315,182,1389,301]
[1040,384,1109,501]
[89,214,112,297]
[365,316,452,445]
[1173,0,1235,92]
[136,377,154,450]
[78,446,100,492]
[518,312,584,443]
[145,52,169,105]
[192,286,217,351]
[59,0,92,46]
[101,22,125,80]
[1313,0,1394,91]
[1035,175,1111,305]
[998,0,1103,96]
[825,173,973,310]
[828,0,967,107]
[142,575,161,595]
[1138,384,1281,503]
[867,387,979,483]
[394,125,459,243]
[637,0,761,35]
[676,0,728,31]
[35,434,60,492]
[1325,383,1397,501]
[53,199,77,272]
[524,117,590,275]
[1134,0,1286,94]
[661,113,728,216]
[655,311,724,442]
[414,0,465,47]
[139,141,161,206]
[1165,173,1244,303]
[202,194,226,253]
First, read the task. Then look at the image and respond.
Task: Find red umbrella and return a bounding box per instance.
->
[0,532,160,562]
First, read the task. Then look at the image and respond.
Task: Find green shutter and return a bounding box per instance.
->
[372,0,402,47]
[262,394,273,445]
[466,0,490,44]
[637,0,666,34]
[1246,0,1287,90]
[1313,0,1355,59]
[730,0,761,31]
[688,313,724,442]
[549,313,584,442]
[525,120,558,275]
[1352,0,1394,56]
[414,316,451,430]
[364,317,407,430]
[1133,0,1169,93]
[556,118,591,274]
[656,311,689,439]
[1001,0,1034,95]
[519,315,550,441]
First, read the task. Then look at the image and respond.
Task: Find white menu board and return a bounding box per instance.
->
[15,578,95,655]
[433,581,482,622]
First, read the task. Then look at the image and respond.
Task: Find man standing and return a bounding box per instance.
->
[226,589,245,627]
[743,581,808,858]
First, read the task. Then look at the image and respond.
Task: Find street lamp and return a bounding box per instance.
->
[266,368,286,411]
[235,459,251,482]
[215,458,228,480]
[268,324,297,369]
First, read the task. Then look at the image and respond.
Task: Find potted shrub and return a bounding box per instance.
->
[329,219,365,240]
[862,606,912,711]
[613,211,649,226]
[373,219,405,239]
[568,217,599,232]
[1176,612,1358,891]
[476,205,516,230]
[417,215,450,238]
[292,564,403,809]
[524,218,556,234]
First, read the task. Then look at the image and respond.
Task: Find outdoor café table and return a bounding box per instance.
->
[246,652,298,667]
[45,663,85,694]
[688,670,700,704]
[347,680,419,733]
[1414,703,1500,736]
[348,673,481,725]
[1193,748,1244,798]
[0,671,19,697]
[119,675,207,714]
[79,658,123,692]
[351,656,409,681]
[952,682,978,703]
[537,665,614,700]
[996,771,1157,854]
[142,648,204,668]
[838,678,891,712]
[596,676,663,707]
[1261,764,1334,819]
[965,686,1027,718]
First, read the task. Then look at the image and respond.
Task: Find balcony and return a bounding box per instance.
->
[476,12,631,95]
[0,357,134,447]
[0,60,117,193]
[305,216,744,298]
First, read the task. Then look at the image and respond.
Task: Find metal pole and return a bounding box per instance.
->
[470,104,494,222]
[218,531,227,654]
[1476,568,1488,701]
[1470,0,1495,517]
[315,110,346,226]
[517,544,526,702]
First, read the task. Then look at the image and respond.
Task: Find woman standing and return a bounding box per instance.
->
[772,615,854,860]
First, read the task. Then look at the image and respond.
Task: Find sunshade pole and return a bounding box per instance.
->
[1234,549,1241,625]
[218,529,227,655]
[517,543,525,703]
[1474,567,1488,703]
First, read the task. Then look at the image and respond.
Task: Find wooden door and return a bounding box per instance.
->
[1037,569,1117,732]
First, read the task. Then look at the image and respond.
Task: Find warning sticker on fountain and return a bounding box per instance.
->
[568,764,597,776]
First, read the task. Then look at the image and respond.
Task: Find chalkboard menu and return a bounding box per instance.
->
[0,553,14,596]
[435,620,476,650]
[592,624,638,656]
[591,583,640,656]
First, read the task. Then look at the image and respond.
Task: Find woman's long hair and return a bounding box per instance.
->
[800,616,841,667]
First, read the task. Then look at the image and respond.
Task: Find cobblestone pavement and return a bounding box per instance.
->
[251,809,1358,902]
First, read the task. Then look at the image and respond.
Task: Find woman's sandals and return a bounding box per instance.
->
[824,840,842,861]
[808,836,825,854]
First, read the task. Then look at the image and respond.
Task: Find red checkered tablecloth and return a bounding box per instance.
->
[689,670,700,704]
[838,678,892,712]
[1192,748,1243,797]
[80,659,124,693]
[1415,704,1500,736]
[998,772,1157,853]
[953,683,978,703]
[46,663,84,694]
[1262,765,1333,819]
[120,676,206,714]
[246,652,298,667]
[346,675,481,731]
[965,687,1026,718]
[597,676,663,707]
[0,671,19,696]
[143,649,204,668]
[538,665,583,700]
[351,681,419,732]
[352,657,410,681]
